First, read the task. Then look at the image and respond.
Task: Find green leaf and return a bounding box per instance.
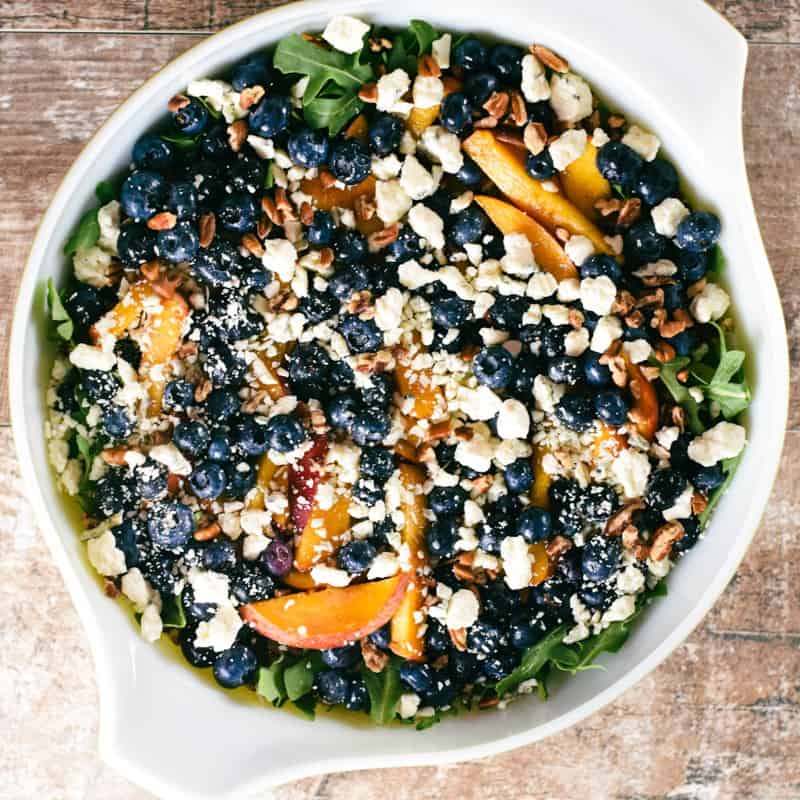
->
[95,180,117,205]
[160,593,187,628]
[711,350,745,385]
[362,657,403,724]
[273,34,373,92]
[292,693,317,720]
[387,35,414,73]
[408,20,438,54]
[45,278,75,341]
[495,625,568,696]
[283,657,317,701]
[416,711,442,730]
[74,434,92,475]
[706,380,751,419]
[160,132,200,149]
[63,208,101,256]
[654,356,690,403]
[263,162,274,189]
[196,95,222,120]
[257,657,288,705]
[304,92,364,136]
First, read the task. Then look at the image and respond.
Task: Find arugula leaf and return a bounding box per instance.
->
[711,350,745,384]
[699,453,742,526]
[195,95,222,120]
[274,34,373,92]
[160,132,200,149]
[387,34,414,72]
[63,208,101,256]
[160,593,187,628]
[95,180,117,206]
[257,657,288,705]
[292,693,317,720]
[304,91,365,136]
[45,278,75,341]
[654,356,690,403]
[495,625,568,696]
[408,20,438,54]
[415,712,442,731]
[283,655,320,701]
[362,657,403,724]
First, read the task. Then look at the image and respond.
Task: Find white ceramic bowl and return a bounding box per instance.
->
[9,1,789,797]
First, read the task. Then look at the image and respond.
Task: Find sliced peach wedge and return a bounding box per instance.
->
[529,541,553,586]
[530,445,552,509]
[299,174,376,212]
[241,574,410,649]
[254,343,290,401]
[474,196,577,281]
[463,130,613,256]
[246,454,290,529]
[624,355,659,441]
[560,142,613,221]
[389,464,428,661]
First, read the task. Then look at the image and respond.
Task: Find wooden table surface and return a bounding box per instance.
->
[1,2,798,798]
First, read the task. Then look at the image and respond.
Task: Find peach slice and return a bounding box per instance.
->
[529,541,553,586]
[406,75,462,138]
[255,344,290,401]
[246,455,290,528]
[560,142,612,221]
[241,574,409,649]
[625,355,659,441]
[592,422,628,461]
[293,495,352,572]
[344,113,369,143]
[282,569,319,591]
[463,130,612,255]
[395,352,443,421]
[299,174,376,212]
[389,464,428,661]
[474,195,577,281]
[530,445,552,509]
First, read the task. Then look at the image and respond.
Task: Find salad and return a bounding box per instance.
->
[45,16,751,726]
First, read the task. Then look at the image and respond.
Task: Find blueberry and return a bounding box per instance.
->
[353,477,383,505]
[517,507,552,543]
[456,156,483,187]
[581,535,622,582]
[288,342,333,396]
[360,373,393,409]
[386,225,425,263]
[248,95,291,137]
[205,388,239,421]
[345,678,369,711]
[217,191,258,232]
[228,154,266,192]
[449,650,481,683]
[350,411,391,446]
[428,486,468,517]
[189,461,227,500]
[624,219,670,264]
[580,585,614,609]
[332,228,368,264]
[453,37,489,72]
[328,263,371,300]
[596,140,643,188]
[360,446,396,482]
[201,536,237,572]
[464,71,499,106]
[489,43,523,81]
[231,54,273,91]
[230,561,274,602]
[488,295,532,332]
[132,133,174,171]
[646,469,687,511]
[190,242,237,287]
[439,92,472,134]
[198,123,230,159]
[287,126,330,168]
[102,405,134,440]
[675,211,721,253]
[172,97,208,135]
[555,394,596,432]
[525,149,556,180]
[316,670,349,704]
[337,540,376,574]
[635,159,679,206]
[548,355,582,386]
[173,420,210,457]
[369,624,391,650]
[223,462,255,498]
[61,284,115,336]
[120,171,167,222]
[157,220,199,263]
[662,282,686,311]
[117,223,156,266]
[339,314,382,353]
[482,653,516,681]
[111,518,141,566]
[426,517,458,559]
[231,415,269,456]
[509,613,542,650]
[312,368,354,413]
[368,114,404,156]
[672,517,701,554]
[134,458,168,501]
[399,662,434,695]
[426,620,451,654]
[429,291,471,330]
[80,370,120,406]
[306,209,335,245]
[526,100,556,134]
[692,464,724,494]
[265,413,306,453]
[329,139,371,185]
[581,484,619,522]
[320,644,360,669]
[299,290,338,324]
[670,329,696,356]
[594,390,629,426]
[541,324,570,358]
[178,624,215,667]
[448,204,487,246]
[507,354,542,400]
[213,643,257,689]
[147,500,195,549]
[673,248,709,283]
[504,458,533,494]
[580,254,624,285]
[473,345,514,389]
[467,620,504,656]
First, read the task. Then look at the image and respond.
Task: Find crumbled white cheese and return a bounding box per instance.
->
[431,33,452,69]
[455,435,493,473]
[374,287,405,332]
[632,259,678,279]
[375,179,412,224]
[501,233,536,277]
[247,135,275,160]
[591,128,611,148]
[121,568,152,612]
[651,198,690,238]
[321,15,370,53]
[371,153,402,180]
[549,72,593,123]
[399,154,436,199]
[261,239,297,283]
[580,275,617,316]
[656,426,681,452]
[527,272,558,300]
[690,283,730,323]
[149,443,192,476]
[602,594,637,624]
[195,602,243,652]
[622,124,661,162]
[399,692,421,719]
[549,129,588,171]
[533,375,565,413]
[188,568,230,605]
[419,126,463,173]
[376,69,412,115]
[565,328,590,357]
[457,384,503,421]
[413,75,444,108]
[310,564,352,587]
[663,485,694,521]
[367,552,400,580]
[622,339,652,364]
[616,564,646,594]
[557,277,581,303]
[96,200,121,254]
[520,53,550,103]
[407,204,445,249]
[496,398,530,440]
[590,315,623,353]
[611,449,651,499]
[87,530,126,577]
[687,422,746,467]
[140,603,163,643]
[501,536,533,590]
[564,234,595,266]
[446,589,480,629]
[69,343,116,372]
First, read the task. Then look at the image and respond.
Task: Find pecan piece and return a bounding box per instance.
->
[605,500,645,536]
[358,82,378,103]
[545,535,573,559]
[239,85,265,109]
[167,93,190,112]
[650,521,685,561]
[198,212,216,248]
[361,638,390,672]
[367,224,399,250]
[616,197,642,228]
[101,447,128,466]
[241,232,265,258]
[483,91,510,119]
[417,53,441,77]
[531,44,569,72]
[227,119,248,153]
[194,522,221,542]
[507,90,527,127]
[146,211,177,231]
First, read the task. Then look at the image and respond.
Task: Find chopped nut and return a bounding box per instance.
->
[241,233,265,258]
[650,521,685,561]
[616,197,642,228]
[612,289,636,316]
[426,419,453,441]
[367,224,399,250]
[691,492,709,515]
[227,119,248,152]
[523,121,548,155]
[636,289,665,309]
[256,214,272,240]
[494,128,526,150]
[167,93,190,112]
[177,341,198,359]
[449,627,468,652]
[545,535,573,559]
[621,524,641,551]
[653,341,677,363]
[608,114,626,129]
[470,474,494,495]
[358,82,378,103]
[555,227,570,243]
[394,439,419,462]
[687,277,707,299]
[274,186,296,221]
[194,379,213,403]
[595,197,622,217]
[198,212,216,248]
[417,53,441,78]
[316,246,335,269]
[671,405,687,431]
[261,195,281,225]
[353,193,376,222]
[625,310,645,329]
[605,500,645,537]
[151,274,182,300]
[531,43,569,72]
[361,638,390,672]
[299,202,315,226]
[368,36,393,53]
[146,211,177,231]
[194,522,221,542]
[640,365,661,381]
[454,426,474,441]
[507,90,527,127]
[101,447,128,466]
[239,85,265,109]
[319,169,337,189]
[483,91,510,119]
[473,115,499,129]
[140,259,163,282]
[568,308,585,329]
[242,389,268,414]
[104,578,120,598]
[659,309,693,339]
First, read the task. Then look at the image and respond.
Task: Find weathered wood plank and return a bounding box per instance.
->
[0,34,796,426]
[0,429,797,799]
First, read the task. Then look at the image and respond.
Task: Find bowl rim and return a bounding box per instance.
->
[8,1,790,797]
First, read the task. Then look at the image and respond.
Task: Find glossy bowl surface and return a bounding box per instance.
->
[9,1,789,798]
